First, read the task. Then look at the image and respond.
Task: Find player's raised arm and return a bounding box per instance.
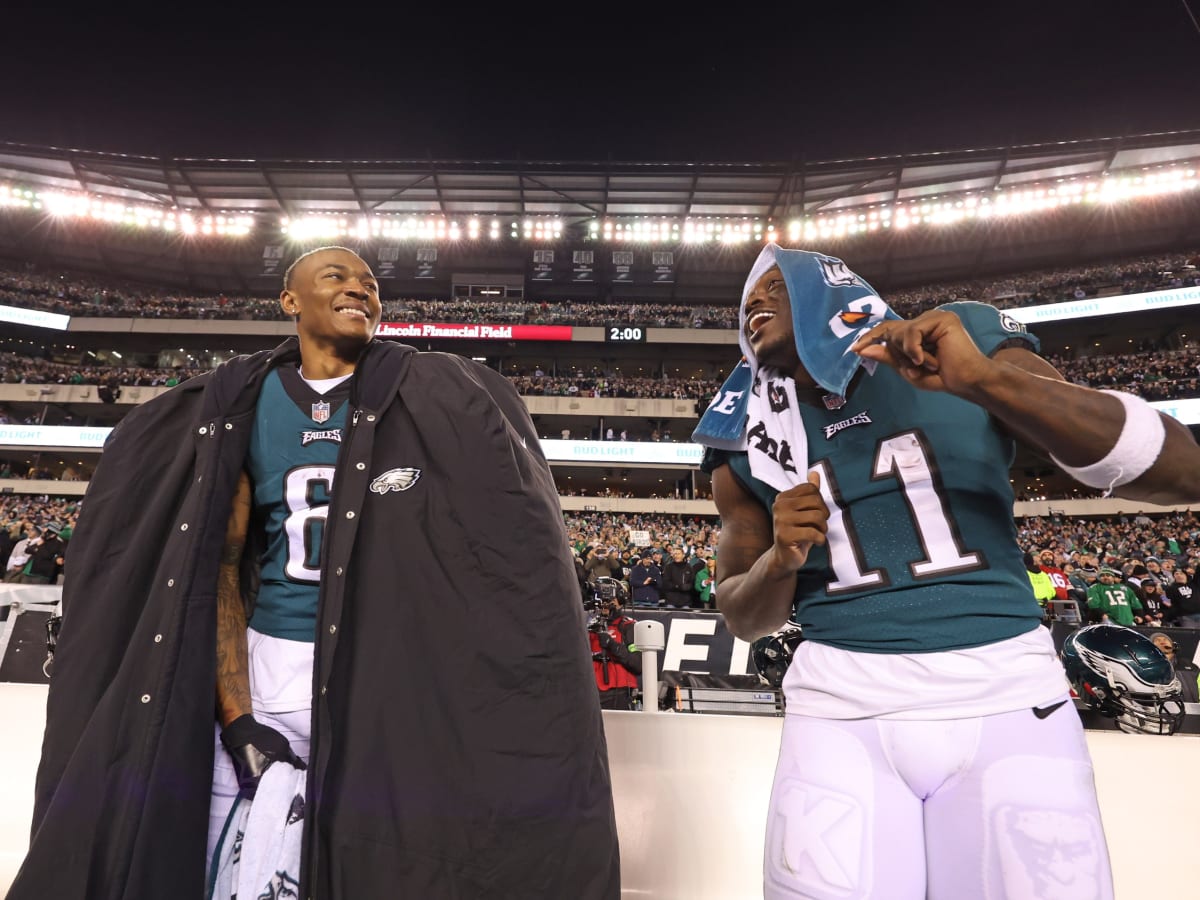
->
[711,465,828,642]
[851,309,1200,506]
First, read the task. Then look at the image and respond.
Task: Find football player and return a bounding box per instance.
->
[702,245,1200,899]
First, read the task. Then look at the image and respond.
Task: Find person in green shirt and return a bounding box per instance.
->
[1086,568,1143,626]
[694,555,717,610]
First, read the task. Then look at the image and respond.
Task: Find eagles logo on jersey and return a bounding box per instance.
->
[370,467,422,494]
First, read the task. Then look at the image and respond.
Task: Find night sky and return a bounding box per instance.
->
[3,2,1200,163]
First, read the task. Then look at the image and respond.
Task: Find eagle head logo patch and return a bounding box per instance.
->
[370,467,422,494]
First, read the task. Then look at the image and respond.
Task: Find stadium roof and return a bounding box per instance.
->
[1,131,1198,297]
[3,131,1199,219]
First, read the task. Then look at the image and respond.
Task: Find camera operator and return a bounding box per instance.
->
[588,581,641,710]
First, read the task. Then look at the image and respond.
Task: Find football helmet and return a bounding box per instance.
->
[751,626,804,688]
[1060,624,1185,735]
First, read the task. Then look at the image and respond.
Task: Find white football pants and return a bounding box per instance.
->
[763,699,1113,899]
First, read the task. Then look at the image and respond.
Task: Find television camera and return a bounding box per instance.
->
[584,576,630,633]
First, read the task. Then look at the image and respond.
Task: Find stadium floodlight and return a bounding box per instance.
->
[1,183,252,237]
[279,212,559,243]
[590,165,1200,247]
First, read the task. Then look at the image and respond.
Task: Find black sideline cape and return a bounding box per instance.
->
[9,338,620,899]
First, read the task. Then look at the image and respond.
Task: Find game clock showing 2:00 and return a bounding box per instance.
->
[606,325,646,342]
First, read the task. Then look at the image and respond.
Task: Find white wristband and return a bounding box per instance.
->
[1050,390,1166,493]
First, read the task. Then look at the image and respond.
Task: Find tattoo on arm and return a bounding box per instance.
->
[215,552,252,727]
[215,470,254,727]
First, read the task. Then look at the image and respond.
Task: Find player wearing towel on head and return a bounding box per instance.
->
[693,244,1200,900]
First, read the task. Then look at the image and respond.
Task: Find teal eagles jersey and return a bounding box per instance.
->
[245,366,351,642]
[710,302,1043,653]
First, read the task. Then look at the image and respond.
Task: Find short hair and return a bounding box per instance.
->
[283,245,363,290]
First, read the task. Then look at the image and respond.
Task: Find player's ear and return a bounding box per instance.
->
[280,289,298,317]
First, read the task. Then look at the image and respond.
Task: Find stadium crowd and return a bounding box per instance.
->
[1018,510,1200,627]
[0,353,203,387]
[0,495,79,584]
[4,346,1199,404]
[5,496,1200,624]
[1046,347,1200,402]
[1,246,1195,327]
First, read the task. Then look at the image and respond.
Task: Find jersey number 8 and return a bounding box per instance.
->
[283,466,335,583]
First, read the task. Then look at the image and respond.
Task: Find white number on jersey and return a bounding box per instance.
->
[1100,589,1129,608]
[282,465,335,582]
[813,431,983,594]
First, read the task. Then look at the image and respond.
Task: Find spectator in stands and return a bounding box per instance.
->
[571,548,589,603]
[686,548,708,608]
[660,548,694,609]
[629,552,662,607]
[695,556,717,610]
[1037,548,1070,601]
[1086,568,1143,626]
[1025,552,1056,609]
[4,525,35,582]
[1149,632,1200,703]
[16,523,66,584]
[0,520,16,576]
[1138,579,1167,627]
[1062,562,1090,603]
[1167,568,1200,627]
[1145,557,1165,581]
[583,545,622,585]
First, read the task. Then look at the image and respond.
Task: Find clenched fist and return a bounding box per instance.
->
[769,471,829,575]
[850,309,993,397]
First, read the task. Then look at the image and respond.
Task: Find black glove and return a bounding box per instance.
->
[598,631,618,651]
[220,714,306,797]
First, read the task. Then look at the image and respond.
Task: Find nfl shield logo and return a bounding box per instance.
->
[311,401,331,424]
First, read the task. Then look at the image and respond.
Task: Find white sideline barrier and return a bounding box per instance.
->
[1,690,1197,898]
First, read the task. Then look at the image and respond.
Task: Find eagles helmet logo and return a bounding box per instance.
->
[370,467,422,494]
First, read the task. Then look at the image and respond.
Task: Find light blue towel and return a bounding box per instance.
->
[693,245,898,453]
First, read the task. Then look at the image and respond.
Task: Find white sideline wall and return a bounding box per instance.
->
[1,689,1197,898]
